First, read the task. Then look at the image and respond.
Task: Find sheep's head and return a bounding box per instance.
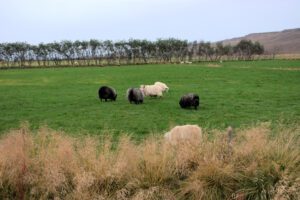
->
[193,95,199,100]
[164,132,170,140]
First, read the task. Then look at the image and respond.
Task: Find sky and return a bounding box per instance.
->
[1,0,300,44]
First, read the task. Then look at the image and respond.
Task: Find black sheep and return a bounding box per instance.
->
[179,93,200,110]
[127,88,144,104]
[98,86,117,101]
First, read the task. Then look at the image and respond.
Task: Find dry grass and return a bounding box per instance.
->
[0,123,299,199]
[206,63,222,68]
[275,54,300,60]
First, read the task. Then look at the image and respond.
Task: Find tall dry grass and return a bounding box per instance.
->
[0,123,299,199]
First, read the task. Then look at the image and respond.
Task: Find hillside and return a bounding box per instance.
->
[221,28,300,54]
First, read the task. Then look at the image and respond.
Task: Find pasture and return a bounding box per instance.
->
[0,60,299,138]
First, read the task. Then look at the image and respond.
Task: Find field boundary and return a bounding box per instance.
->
[1,58,300,70]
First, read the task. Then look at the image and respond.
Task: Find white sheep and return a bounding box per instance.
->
[154,81,169,92]
[140,84,163,97]
[164,125,202,145]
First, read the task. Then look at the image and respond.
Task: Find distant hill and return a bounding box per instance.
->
[220,28,300,54]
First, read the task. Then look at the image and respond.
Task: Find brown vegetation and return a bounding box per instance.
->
[0,123,299,199]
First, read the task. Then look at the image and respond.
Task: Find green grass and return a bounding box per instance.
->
[0,60,300,138]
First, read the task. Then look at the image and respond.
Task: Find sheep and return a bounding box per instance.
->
[180,61,192,64]
[179,93,200,110]
[164,124,202,145]
[140,84,163,97]
[127,88,144,104]
[98,86,117,102]
[154,81,169,92]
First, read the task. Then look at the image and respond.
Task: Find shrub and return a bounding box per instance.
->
[0,123,299,199]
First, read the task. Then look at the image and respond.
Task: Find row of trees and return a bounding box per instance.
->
[0,39,264,67]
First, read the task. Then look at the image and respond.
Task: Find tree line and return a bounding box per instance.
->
[0,39,264,67]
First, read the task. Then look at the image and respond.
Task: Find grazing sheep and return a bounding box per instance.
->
[127,88,144,104]
[164,125,202,145]
[179,93,200,110]
[154,81,169,92]
[140,84,163,97]
[98,86,117,102]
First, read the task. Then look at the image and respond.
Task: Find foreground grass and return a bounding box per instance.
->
[0,123,299,199]
[0,60,300,138]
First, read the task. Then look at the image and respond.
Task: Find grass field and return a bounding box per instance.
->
[0,60,300,138]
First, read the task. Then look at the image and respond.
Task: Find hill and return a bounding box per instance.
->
[220,28,300,54]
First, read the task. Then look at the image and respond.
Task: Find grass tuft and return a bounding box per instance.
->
[0,123,299,199]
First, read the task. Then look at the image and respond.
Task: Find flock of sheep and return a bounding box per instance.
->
[98,81,201,143]
[98,81,200,109]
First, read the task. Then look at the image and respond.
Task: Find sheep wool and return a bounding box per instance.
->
[179,93,200,110]
[140,84,163,97]
[164,125,202,145]
[127,88,144,104]
[98,86,117,101]
[154,81,169,92]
